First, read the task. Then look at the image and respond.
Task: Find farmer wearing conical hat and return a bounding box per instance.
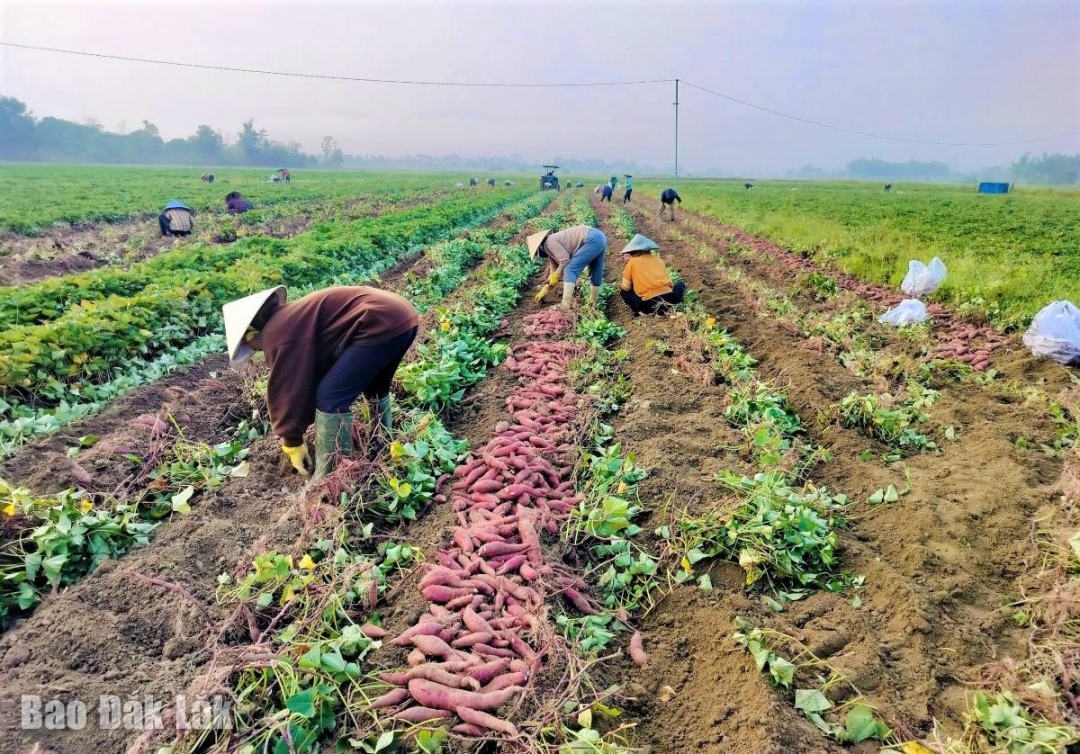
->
[222,286,419,482]
[617,234,686,316]
[527,225,608,310]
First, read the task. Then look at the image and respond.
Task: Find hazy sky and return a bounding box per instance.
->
[2,0,1078,174]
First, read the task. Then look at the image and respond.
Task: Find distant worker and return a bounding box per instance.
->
[201,173,215,184]
[271,168,291,183]
[159,200,195,237]
[528,225,608,309]
[222,285,419,482]
[744,182,754,190]
[470,177,478,187]
[487,178,496,187]
[623,175,634,203]
[505,180,514,187]
[600,183,614,202]
[659,187,682,221]
[618,234,686,316]
[576,181,585,188]
[225,191,253,214]
[884,182,893,192]
[610,174,618,189]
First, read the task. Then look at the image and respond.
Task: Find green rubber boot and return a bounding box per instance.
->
[311,410,353,482]
[377,395,393,434]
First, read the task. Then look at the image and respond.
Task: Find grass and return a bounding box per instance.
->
[632,178,1079,327]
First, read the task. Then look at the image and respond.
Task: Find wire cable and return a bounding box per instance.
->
[0,42,674,88]
[680,80,1080,147]
[3,42,1077,146]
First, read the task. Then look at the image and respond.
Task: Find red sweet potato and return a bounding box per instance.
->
[629,631,649,666]
[368,687,410,710]
[451,723,487,736]
[455,706,519,736]
[360,624,387,639]
[407,678,523,712]
[411,634,457,658]
[405,664,480,691]
[394,706,450,723]
[465,658,509,684]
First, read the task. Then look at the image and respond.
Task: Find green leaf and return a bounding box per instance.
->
[884,484,899,503]
[285,688,317,718]
[697,574,713,590]
[794,689,832,713]
[769,656,796,688]
[868,488,884,504]
[843,703,890,742]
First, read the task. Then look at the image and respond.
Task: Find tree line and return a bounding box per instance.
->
[790,154,1080,186]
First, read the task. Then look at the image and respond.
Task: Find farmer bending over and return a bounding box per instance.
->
[159,200,194,237]
[222,286,419,482]
[528,226,608,309]
[618,234,685,316]
[658,188,682,221]
[225,191,253,214]
[600,183,614,202]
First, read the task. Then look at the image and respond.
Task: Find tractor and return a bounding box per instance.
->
[540,165,560,191]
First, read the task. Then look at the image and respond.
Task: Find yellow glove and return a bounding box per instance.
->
[533,284,550,304]
[548,272,560,286]
[282,443,312,476]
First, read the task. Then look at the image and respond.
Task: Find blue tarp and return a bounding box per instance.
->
[978,182,1010,194]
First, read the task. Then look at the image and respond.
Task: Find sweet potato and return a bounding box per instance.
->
[480,671,529,693]
[452,631,495,649]
[405,663,480,691]
[451,723,487,736]
[478,541,529,558]
[496,554,527,574]
[407,648,426,667]
[407,678,523,712]
[629,631,649,666]
[422,585,477,603]
[465,658,509,684]
[412,634,457,658]
[392,621,446,646]
[368,687,410,710]
[563,587,597,615]
[455,705,519,736]
[463,606,496,636]
[360,624,387,639]
[394,706,451,723]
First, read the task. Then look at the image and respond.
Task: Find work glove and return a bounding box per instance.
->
[533,284,551,304]
[282,443,313,476]
[548,272,560,286]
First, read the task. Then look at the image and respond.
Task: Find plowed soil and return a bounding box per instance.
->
[1,190,1075,754]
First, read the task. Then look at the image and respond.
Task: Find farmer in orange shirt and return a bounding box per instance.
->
[618,234,685,315]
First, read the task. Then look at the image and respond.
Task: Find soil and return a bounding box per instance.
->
[590,196,1074,752]
[0,191,1075,754]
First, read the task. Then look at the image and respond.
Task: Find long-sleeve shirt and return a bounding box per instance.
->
[624,178,633,190]
[620,253,673,300]
[543,225,593,266]
[661,188,682,204]
[250,287,419,445]
[226,197,253,214]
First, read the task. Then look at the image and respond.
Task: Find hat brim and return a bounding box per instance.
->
[222,286,286,365]
[621,234,660,254]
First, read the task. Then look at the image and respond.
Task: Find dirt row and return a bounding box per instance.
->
[0,201,551,754]
[0,189,451,287]
[594,196,1071,750]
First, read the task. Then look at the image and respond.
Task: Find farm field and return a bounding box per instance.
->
[632,178,1080,328]
[0,170,1077,754]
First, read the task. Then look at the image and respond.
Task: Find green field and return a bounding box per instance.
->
[634,178,1079,327]
[0,165,477,235]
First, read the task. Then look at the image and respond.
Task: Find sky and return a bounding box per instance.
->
[2,0,1078,175]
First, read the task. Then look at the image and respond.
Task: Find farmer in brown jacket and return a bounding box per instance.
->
[222,286,419,481]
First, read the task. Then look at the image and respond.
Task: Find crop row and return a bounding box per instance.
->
[0,190,538,453]
[0,193,564,631]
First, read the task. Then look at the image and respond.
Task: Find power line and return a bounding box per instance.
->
[681,80,1080,147]
[0,42,673,88]
[3,41,1078,146]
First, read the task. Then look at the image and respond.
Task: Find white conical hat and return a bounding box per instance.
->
[621,234,659,254]
[526,230,552,259]
[222,286,286,365]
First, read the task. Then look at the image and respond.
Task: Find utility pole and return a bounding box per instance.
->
[674,78,680,189]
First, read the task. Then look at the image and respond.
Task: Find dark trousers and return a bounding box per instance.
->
[315,327,418,412]
[623,189,632,203]
[621,281,686,316]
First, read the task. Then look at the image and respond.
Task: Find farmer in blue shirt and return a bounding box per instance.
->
[623,175,634,203]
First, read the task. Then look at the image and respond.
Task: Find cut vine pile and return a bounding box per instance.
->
[0,179,1076,754]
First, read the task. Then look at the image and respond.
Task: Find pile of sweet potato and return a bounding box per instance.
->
[372,312,599,737]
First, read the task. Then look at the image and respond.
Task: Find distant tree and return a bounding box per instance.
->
[189,125,224,163]
[1010,152,1080,186]
[0,96,37,158]
[320,136,345,168]
[237,119,267,164]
